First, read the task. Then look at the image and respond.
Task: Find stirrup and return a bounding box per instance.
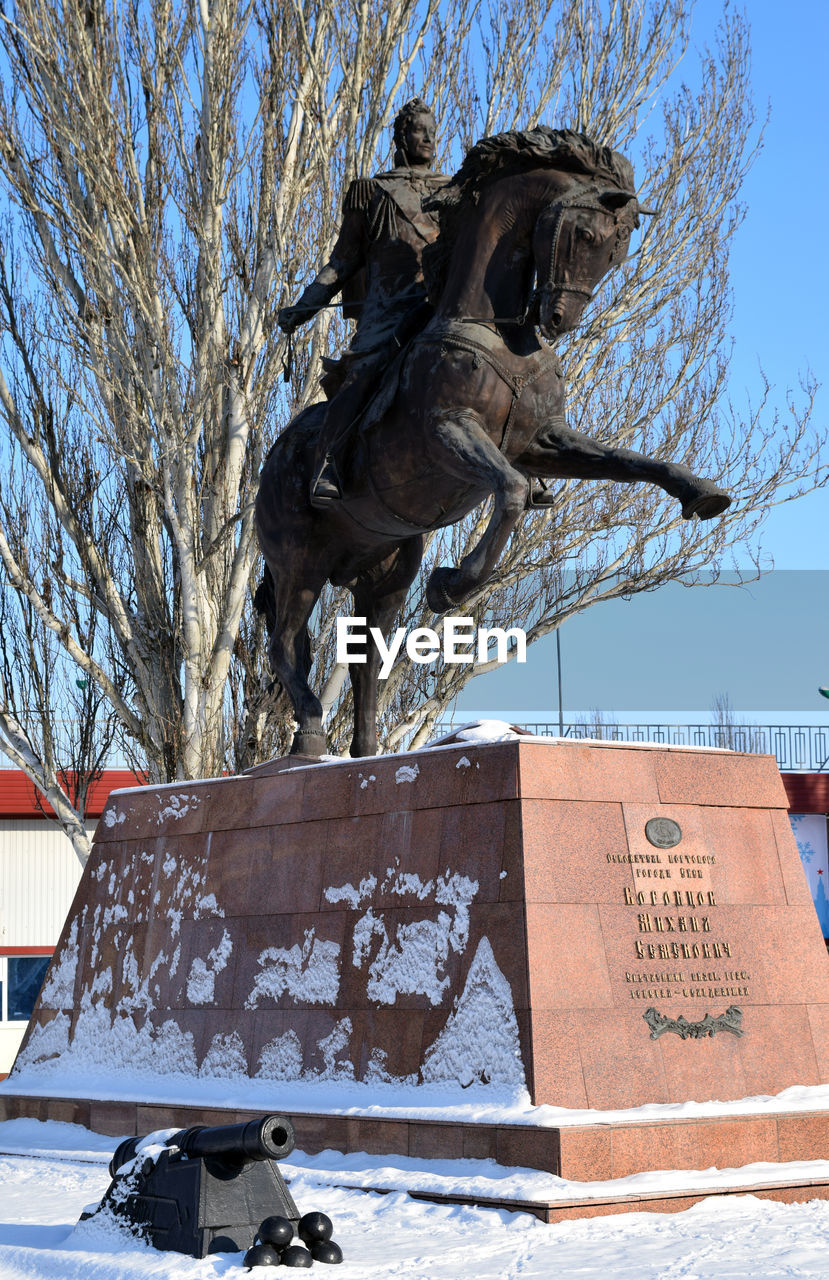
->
[526,478,556,509]
[310,457,342,507]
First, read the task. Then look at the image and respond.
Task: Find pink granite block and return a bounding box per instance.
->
[771,810,816,907]
[428,742,521,808]
[341,903,483,1012]
[290,1112,353,1156]
[203,827,260,917]
[195,776,260,834]
[320,813,385,909]
[687,807,786,906]
[521,799,630,904]
[495,1125,562,1176]
[300,762,361,821]
[654,750,787,809]
[253,1010,319,1077]
[170,917,239,1012]
[461,902,530,1011]
[356,742,519,814]
[246,767,308,829]
[806,1004,829,1083]
[746,906,829,1004]
[777,1111,829,1163]
[609,1116,779,1180]
[251,821,328,915]
[620,802,715,897]
[89,1101,138,1137]
[652,1011,749,1104]
[437,802,510,903]
[98,781,213,841]
[135,831,212,916]
[145,1007,215,1070]
[498,802,525,903]
[348,1008,425,1081]
[230,911,347,1014]
[375,807,443,906]
[736,1004,820,1096]
[299,1009,359,1076]
[599,900,763,1004]
[556,1125,610,1180]
[575,1011,670,1109]
[525,1010,589,1110]
[408,1122,465,1161]
[518,742,661,804]
[525,903,614,1010]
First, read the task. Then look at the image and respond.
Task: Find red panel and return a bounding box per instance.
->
[0,947,53,955]
[782,773,829,815]
[0,770,144,819]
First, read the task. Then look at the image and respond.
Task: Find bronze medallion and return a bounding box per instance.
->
[645,817,682,848]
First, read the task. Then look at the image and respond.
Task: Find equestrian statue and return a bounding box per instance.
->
[256,114,732,759]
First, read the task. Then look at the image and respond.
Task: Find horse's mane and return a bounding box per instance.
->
[423,126,636,300]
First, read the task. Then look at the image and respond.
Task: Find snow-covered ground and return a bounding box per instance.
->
[2,1121,829,1278]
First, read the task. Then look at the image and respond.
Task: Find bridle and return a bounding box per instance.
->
[456,185,639,332]
[534,186,637,314]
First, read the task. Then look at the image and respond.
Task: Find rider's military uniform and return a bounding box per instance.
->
[330,166,450,357]
[284,164,450,495]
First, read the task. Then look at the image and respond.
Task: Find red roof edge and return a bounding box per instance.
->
[0,769,145,819]
[781,772,829,815]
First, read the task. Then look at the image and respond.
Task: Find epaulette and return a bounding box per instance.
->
[343,177,375,213]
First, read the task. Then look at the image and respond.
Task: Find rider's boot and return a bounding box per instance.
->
[526,477,556,508]
[310,454,342,507]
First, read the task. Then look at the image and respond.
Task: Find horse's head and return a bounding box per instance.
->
[532,183,640,340]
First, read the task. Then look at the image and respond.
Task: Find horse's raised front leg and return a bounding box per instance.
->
[516,420,731,520]
[423,409,529,614]
[349,535,425,757]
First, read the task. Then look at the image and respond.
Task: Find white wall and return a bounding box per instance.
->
[0,819,92,1073]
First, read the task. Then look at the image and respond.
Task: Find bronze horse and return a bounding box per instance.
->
[256,129,730,758]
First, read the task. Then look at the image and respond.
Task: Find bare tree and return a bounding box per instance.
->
[319,4,823,752]
[710,692,765,753]
[0,0,822,861]
[0,0,484,854]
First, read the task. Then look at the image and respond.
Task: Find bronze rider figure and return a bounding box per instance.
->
[277,98,449,506]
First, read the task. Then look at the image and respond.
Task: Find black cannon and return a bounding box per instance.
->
[83,1114,300,1258]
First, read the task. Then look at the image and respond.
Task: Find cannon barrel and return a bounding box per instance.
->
[110,1114,295,1177]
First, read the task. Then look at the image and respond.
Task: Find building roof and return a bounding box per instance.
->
[0,770,144,819]
[782,773,829,815]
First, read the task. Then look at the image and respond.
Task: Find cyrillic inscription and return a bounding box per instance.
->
[624,887,717,907]
[614,839,746,999]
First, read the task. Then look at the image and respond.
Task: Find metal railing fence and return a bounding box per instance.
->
[434,722,829,773]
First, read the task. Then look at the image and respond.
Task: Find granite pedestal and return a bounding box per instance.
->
[6,738,829,1219]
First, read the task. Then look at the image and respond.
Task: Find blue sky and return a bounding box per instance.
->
[458,0,828,725]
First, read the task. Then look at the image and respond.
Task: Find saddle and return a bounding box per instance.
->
[321,302,435,495]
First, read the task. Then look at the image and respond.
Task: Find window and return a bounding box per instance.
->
[0,955,52,1023]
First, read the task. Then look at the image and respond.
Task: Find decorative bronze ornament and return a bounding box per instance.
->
[645,817,682,848]
[643,1006,744,1041]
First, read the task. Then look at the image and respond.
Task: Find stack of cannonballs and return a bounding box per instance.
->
[244,1213,343,1269]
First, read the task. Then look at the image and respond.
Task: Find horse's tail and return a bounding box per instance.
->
[253,563,277,635]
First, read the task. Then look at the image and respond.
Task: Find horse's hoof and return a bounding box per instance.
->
[681,483,732,521]
[290,730,327,757]
[426,567,458,615]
